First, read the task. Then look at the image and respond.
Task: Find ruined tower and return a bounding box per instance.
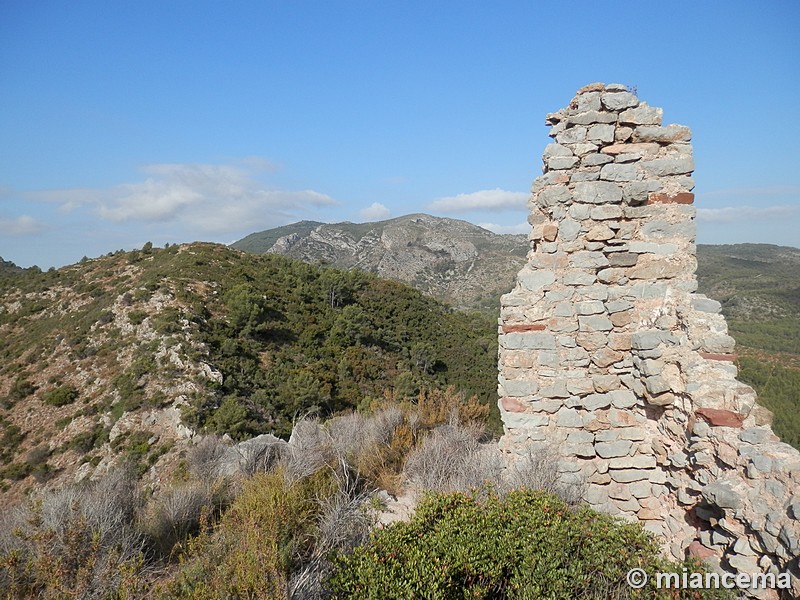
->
[498,83,799,595]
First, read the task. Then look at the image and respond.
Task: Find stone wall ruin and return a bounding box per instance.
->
[498,83,799,597]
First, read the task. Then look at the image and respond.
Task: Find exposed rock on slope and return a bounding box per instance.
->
[232,214,529,311]
[0,243,498,502]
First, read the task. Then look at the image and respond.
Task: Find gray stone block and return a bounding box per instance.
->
[556,407,584,427]
[547,156,579,170]
[641,157,695,177]
[589,205,623,220]
[692,297,722,314]
[600,163,638,182]
[570,251,609,269]
[582,153,614,166]
[558,217,581,242]
[563,271,597,286]
[608,252,638,267]
[633,124,691,142]
[702,481,743,510]
[609,469,650,483]
[622,180,662,204]
[578,315,613,332]
[601,91,639,111]
[583,393,612,410]
[605,299,633,313]
[631,331,665,350]
[739,428,773,445]
[502,412,550,429]
[542,143,573,158]
[587,124,615,143]
[555,126,587,144]
[518,269,556,291]
[575,300,606,315]
[504,379,540,397]
[610,389,637,408]
[573,181,623,204]
[537,185,572,207]
[540,380,570,398]
[596,440,634,458]
[618,103,663,125]
[568,110,617,125]
[608,455,656,469]
[504,332,557,350]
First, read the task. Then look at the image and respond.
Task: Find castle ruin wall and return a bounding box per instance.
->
[498,83,800,597]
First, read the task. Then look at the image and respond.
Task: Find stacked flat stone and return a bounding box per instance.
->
[498,83,799,597]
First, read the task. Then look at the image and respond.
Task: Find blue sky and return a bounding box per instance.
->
[1,1,798,268]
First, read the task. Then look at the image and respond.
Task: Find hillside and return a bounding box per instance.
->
[0,243,498,500]
[0,257,23,276]
[235,217,800,447]
[232,214,529,312]
[233,217,800,318]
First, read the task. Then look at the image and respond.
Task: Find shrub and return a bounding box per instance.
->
[503,446,586,506]
[42,384,79,407]
[330,489,734,600]
[186,434,231,482]
[140,481,217,559]
[0,461,31,481]
[68,424,110,454]
[9,376,36,402]
[0,420,25,464]
[404,421,501,494]
[128,309,148,325]
[0,468,145,597]
[161,468,333,599]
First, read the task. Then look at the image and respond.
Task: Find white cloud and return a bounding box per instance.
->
[29,159,337,234]
[428,188,527,213]
[0,215,44,235]
[360,202,391,221]
[237,156,282,172]
[698,186,800,199]
[697,205,799,224]
[478,221,530,235]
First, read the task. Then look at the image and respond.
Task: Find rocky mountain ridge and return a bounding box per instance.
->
[233,214,529,312]
[233,215,800,321]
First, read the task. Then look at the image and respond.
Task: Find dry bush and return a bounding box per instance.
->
[0,467,145,598]
[414,386,489,430]
[237,433,288,476]
[140,481,216,559]
[502,446,586,506]
[404,422,502,493]
[289,474,374,600]
[282,418,338,483]
[325,411,368,458]
[327,406,403,460]
[187,434,230,481]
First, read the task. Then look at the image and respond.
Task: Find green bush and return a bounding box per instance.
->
[161,468,332,598]
[128,309,148,325]
[330,489,733,599]
[41,384,79,407]
[0,461,31,481]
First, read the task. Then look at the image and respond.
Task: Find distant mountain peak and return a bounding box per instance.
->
[231,214,529,311]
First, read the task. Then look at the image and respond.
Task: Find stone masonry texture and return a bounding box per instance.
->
[498,83,799,598]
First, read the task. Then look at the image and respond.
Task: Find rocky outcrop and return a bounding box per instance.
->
[498,83,799,597]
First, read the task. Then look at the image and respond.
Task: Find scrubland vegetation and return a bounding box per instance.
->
[0,241,795,597]
[0,390,731,599]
